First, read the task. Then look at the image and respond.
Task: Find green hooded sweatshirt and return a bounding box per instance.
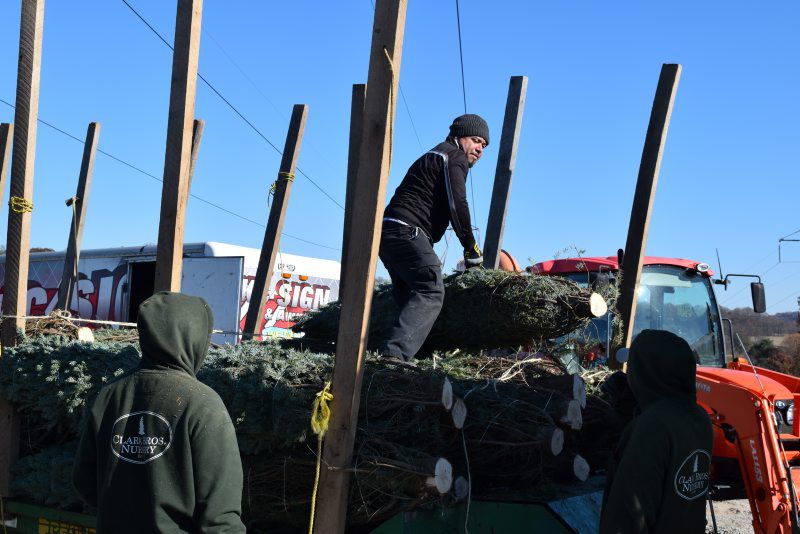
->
[599,329,713,534]
[73,292,246,533]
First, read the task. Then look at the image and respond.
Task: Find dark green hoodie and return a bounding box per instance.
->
[599,329,713,534]
[73,292,246,533]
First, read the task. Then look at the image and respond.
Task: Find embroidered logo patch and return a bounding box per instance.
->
[110,411,173,464]
[674,449,711,500]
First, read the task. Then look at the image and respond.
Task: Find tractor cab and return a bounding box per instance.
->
[530,256,727,368]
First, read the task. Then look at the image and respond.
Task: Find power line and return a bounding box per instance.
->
[454,0,468,114]
[202,29,287,123]
[119,0,344,210]
[399,86,424,151]
[454,0,480,248]
[767,287,800,313]
[0,98,340,252]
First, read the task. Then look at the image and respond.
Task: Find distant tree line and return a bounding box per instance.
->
[722,306,798,338]
[720,306,800,374]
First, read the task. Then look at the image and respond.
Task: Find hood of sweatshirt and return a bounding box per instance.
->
[627,329,697,407]
[137,291,214,376]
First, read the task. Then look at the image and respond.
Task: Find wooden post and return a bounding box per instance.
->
[1,0,46,497]
[339,84,367,297]
[56,122,100,311]
[483,75,528,269]
[616,64,681,350]
[154,0,203,293]
[242,104,308,340]
[186,118,204,193]
[0,124,12,208]
[313,1,407,531]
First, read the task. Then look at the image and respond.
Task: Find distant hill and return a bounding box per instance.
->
[721,307,798,339]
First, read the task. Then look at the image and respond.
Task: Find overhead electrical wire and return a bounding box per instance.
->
[0,98,340,252]
[119,0,345,210]
[454,0,480,248]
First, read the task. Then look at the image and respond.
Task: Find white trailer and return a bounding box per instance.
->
[0,242,340,344]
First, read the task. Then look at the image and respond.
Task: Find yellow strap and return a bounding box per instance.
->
[269,172,295,200]
[383,47,397,170]
[308,381,333,534]
[9,196,33,214]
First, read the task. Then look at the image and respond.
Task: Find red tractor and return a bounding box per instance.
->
[532,255,800,533]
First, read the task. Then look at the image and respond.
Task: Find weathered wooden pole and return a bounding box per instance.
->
[616,64,681,353]
[242,104,308,340]
[56,122,100,311]
[313,1,407,531]
[0,124,12,208]
[483,75,528,269]
[186,118,204,193]
[1,0,46,497]
[154,0,203,293]
[339,83,366,297]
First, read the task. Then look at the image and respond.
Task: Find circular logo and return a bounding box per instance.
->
[110,411,173,464]
[674,449,711,500]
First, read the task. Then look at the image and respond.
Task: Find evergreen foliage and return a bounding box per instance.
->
[1,335,611,528]
[294,269,606,350]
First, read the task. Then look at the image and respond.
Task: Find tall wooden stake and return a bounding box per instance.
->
[339,84,367,297]
[154,0,203,293]
[1,0,46,496]
[0,124,12,208]
[242,104,308,340]
[313,1,407,531]
[483,75,528,269]
[616,64,682,350]
[56,122,100,311]
[186,118,204,193]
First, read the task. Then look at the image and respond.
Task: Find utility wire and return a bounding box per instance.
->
[454,0,480,248]
[767,288,800,313]
[0,98,340,252]
[202,29,287,123]
[119,0,344,210]
[454,0,468,115]
[400,86,424,151]
[780,227,800,241]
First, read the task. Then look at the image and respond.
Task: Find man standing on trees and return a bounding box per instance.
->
[378,114,489,362]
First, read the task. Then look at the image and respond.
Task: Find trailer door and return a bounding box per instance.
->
[181,257,243,345]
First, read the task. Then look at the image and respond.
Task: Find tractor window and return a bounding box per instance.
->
[632,266,724,366]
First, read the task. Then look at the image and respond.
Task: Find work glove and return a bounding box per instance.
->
[463,243,484,269]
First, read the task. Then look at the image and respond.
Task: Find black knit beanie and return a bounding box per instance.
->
[449,114,489,146]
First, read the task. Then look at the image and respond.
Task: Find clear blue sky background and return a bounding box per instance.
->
[0,1,797,313]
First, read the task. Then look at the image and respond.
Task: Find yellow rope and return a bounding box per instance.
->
[9,196,33,214]
[269,172,295,202]
[383,47,397,169]
[308,381,333,534]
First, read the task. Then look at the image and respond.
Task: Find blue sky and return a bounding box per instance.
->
[0,1,798,313]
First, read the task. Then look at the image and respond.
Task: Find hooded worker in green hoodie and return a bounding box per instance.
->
[600,329,713,534]
[73,292,246,533]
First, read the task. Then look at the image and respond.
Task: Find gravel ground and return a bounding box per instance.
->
[706,499,752,534]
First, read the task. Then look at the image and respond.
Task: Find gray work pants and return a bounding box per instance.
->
[378,221,444,361]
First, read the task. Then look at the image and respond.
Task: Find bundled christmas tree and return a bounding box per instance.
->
[0,336,619,530]
[292,269,608,351]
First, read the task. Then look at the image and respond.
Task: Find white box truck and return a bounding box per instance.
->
[0,242,340,344]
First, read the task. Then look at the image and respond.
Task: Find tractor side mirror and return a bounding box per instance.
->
[751,282,766,313]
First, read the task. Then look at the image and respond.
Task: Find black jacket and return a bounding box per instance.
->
[73,292,245,533]
[600,329,713,534]
[384,139,476,248]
